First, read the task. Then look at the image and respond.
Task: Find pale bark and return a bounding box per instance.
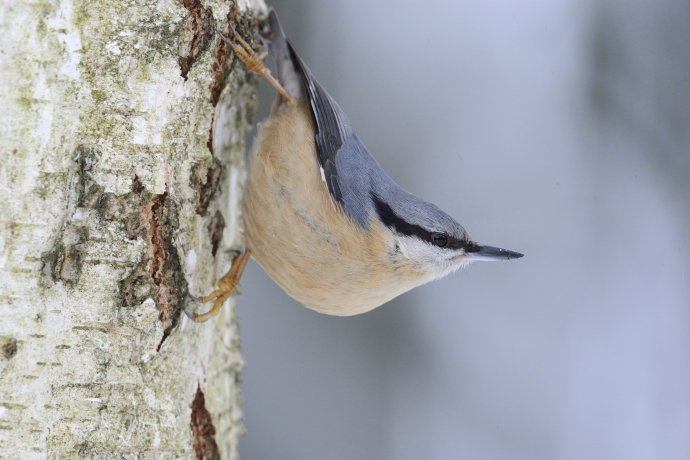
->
[0,0,264,458]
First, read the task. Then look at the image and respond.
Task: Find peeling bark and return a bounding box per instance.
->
[0,0,264,457]
[141,189,187,347]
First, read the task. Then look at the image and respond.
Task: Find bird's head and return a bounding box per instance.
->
[371,192,522,281]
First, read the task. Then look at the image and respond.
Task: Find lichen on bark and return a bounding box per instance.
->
[0,0,265,457]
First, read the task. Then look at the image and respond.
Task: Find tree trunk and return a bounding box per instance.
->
[0,0,264,457]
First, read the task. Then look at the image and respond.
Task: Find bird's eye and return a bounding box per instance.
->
[432,233,448,247]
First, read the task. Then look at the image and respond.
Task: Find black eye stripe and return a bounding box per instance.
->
[371,194,472,250]
[372,194,431,241]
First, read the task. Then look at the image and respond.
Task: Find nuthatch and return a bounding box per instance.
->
[186,9,522,321]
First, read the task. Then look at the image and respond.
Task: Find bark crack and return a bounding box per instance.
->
[192,157,223,216]
[41,145,98,286]
[190,385,220,460]
[140,189,188,350]
[208,5,240,108]
[207,210,226,258]
[178,0,213,81]
[108,177,188,349]
[207,10,258,157]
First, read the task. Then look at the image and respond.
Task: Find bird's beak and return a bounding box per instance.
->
[466,245,524,261]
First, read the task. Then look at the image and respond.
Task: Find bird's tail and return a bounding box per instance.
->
[262,9,303,100]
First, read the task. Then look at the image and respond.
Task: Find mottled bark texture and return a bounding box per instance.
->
[0,0,265,458]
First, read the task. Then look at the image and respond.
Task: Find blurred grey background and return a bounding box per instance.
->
[237,0,690,459]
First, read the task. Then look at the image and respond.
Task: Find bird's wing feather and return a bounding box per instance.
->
[285,42,354,205]
[266,9,394,228]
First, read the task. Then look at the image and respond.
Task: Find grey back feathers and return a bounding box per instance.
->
[264,9,474,251]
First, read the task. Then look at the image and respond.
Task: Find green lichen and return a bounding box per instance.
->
[90,89,106,103]
[74,441,90,456]
[36,16,48,40]
[34,172,67,200]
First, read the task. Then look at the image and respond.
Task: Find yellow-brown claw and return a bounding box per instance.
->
[219,29,293,102]
[184,249,251,323]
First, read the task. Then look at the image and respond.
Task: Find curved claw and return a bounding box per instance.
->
[219,32,234,48]
[218,28,293,102]
[227,21,239,38]
[182,249,251,323]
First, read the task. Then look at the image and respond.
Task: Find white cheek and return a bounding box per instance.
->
[396,236,473,280]
[398,237,438,263]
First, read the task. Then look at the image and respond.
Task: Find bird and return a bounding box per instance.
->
[185,9,523,321]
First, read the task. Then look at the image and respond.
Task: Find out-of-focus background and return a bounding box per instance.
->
[237,0,690,458]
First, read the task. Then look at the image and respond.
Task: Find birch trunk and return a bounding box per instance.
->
[0,0,265,457]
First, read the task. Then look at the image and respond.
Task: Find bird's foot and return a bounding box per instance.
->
[185,249,251,323]
[220,25,293,102]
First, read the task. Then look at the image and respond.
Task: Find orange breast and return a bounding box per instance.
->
[242,101,426,315]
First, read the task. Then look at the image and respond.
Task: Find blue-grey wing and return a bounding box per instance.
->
[291,56,396,227]
[266,10,396,228]
[284,41,354,203]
